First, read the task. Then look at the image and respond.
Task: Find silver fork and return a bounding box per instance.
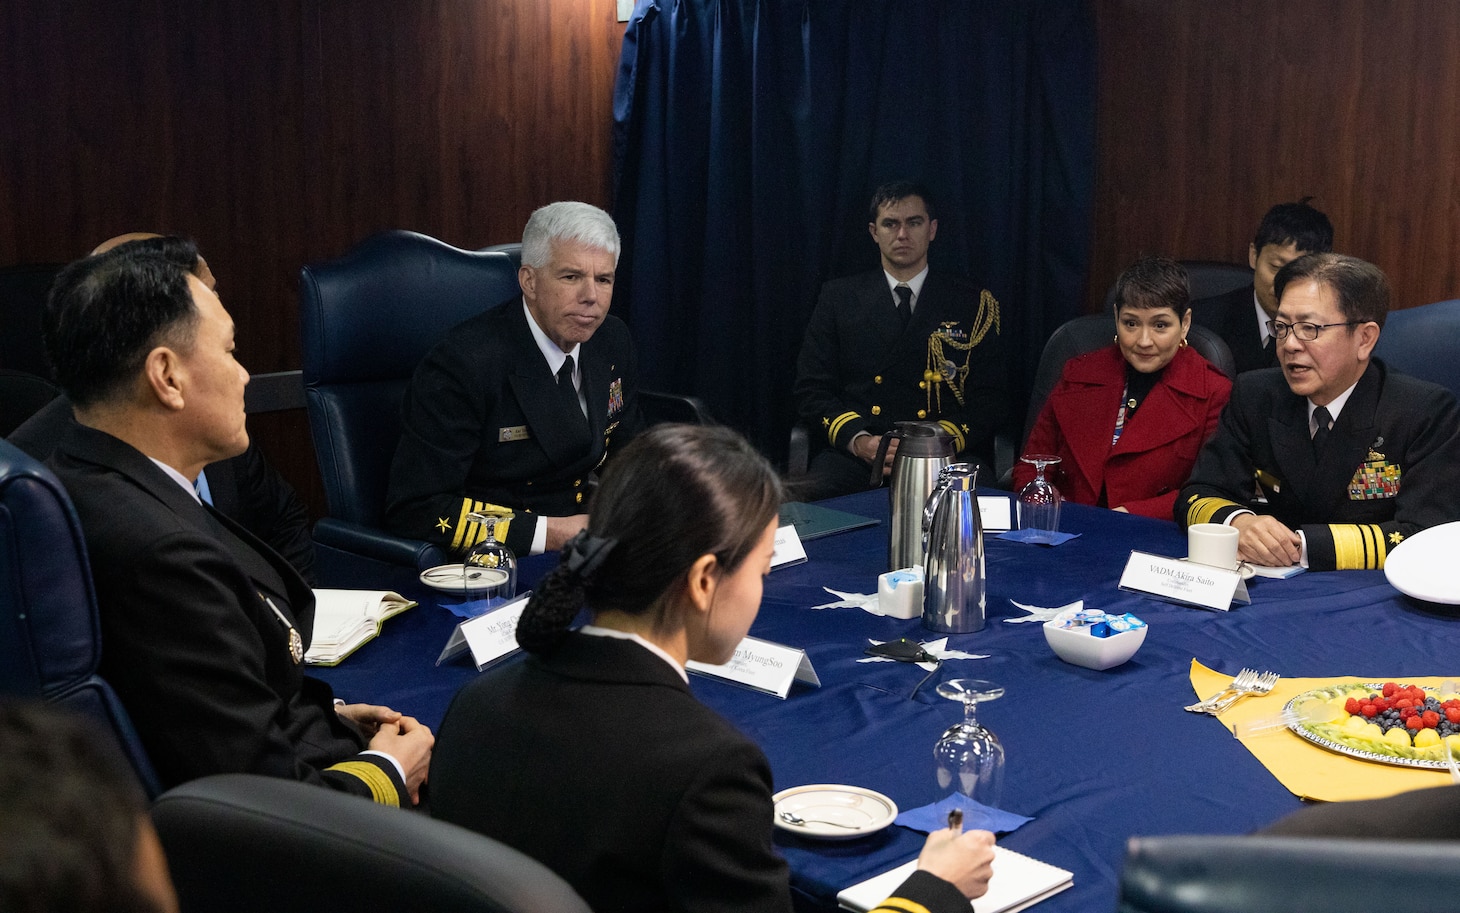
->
[1208,670,1280,716]
[1185,668,1257,713]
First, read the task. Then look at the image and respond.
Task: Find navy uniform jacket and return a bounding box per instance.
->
[1190,286,1277,375]
[431,633,970,913]
[1178,360,1460,570]
[10,395,316,582]
[51,422,406,804]
[385,299,642,556]
[795,269,1008,462]
[1260,784,1460,839]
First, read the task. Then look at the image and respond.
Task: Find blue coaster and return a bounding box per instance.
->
[997,529,1080,547]
[895,794,1033,835]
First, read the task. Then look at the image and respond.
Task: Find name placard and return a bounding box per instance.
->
[771,524,807,570]
[686,635,821,699]
[1118,551,1249,611]
[436,592,531,670]
[979,496,1014,532]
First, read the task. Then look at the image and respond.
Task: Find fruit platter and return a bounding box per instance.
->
[1287,681,1460,770]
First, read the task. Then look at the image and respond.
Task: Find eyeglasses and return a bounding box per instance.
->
[1266,319,1363,341]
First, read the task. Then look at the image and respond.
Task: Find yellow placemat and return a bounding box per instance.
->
[1190,660,1455,802]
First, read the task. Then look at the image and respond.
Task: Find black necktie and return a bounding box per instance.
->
[894,284,912,327]
[1312,405,1332,457]
[558,356,587,428]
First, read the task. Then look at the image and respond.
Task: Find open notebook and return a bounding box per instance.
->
[838,846,1072,913]
[304,590,417,666]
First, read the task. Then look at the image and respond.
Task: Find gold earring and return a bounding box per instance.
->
[1179,337,1188,348]
[1113,335,1118,345]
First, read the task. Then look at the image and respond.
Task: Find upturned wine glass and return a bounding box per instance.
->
[1017,454,1063,541]
[934,678,1006,808]
[462,510,517,605]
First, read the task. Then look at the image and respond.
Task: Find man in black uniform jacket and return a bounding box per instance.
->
[10,233,315,582]
[794,181,1008,500]
[386,202,642,557]
[1179,253,1460,571]
[44,242,432,805]
[1191,198,1333,375]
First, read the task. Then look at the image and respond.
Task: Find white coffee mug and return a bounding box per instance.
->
[1188,522,1239,569]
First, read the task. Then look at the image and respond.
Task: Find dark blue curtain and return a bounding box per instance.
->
[612,0,1095,461]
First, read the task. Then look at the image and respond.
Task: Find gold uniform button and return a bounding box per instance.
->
[525,480,533,486]
[575,492,584,504]
[870,405,881,416]
[917,409,927,418]
[873,375,883,384]
[918,381,927,390]
[573,479,582,488]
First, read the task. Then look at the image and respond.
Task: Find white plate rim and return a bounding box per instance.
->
[418,564,510,593]
[1384,521,1460,605]
[770,783,898,840]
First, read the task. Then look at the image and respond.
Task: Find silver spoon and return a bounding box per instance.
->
[779,810,860,829]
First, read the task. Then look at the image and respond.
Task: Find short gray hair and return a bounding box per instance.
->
[520,201,620,269]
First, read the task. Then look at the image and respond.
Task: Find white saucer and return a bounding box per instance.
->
[418,564,510,593]
[771,784,898,839]
[1385,521,1460,604]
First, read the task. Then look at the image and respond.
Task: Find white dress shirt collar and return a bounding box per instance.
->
[148,457,202,504]
[578,624,689,683]
[883,266,930,312]
[522,300,581,384]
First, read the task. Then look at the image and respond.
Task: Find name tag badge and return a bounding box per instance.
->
[687,635,821,699]
[1118,550,1250,611]
[771,524,807,569]
[498,425,531,443]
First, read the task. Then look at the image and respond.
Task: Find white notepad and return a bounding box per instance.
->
[837,846,1072,913]
[304,589,416,666]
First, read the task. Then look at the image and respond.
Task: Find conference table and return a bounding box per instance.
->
[314,491,1459,912]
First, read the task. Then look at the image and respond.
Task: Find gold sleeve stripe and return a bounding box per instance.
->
[450,499,514,551]
[1185,496,1238,527]
[827,411,861,445]
[937,420,966,452]
[869,899,932,913]
[1330,524,1387,570]
[327,760,400,806]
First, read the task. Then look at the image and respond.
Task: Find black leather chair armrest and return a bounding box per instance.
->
[786,425,810,479]
[312,518,445,571]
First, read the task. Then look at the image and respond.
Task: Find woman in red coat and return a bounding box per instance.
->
[1014,257,1232,519]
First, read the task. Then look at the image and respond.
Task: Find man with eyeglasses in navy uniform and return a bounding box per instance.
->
[1178,253,1460,571]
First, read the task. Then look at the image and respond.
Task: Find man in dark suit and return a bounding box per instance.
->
[1260,784,1460,839]
[794,181,1008,500]
[1179,253,1460,570]
[1191,198,1333,374]
[9,234,315,582]
[386,202,642,557]
[44,241,432,805]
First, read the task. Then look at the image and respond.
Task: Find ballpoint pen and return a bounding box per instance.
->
[947,807,963,833]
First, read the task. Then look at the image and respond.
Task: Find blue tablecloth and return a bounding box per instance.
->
[314,491,1458,912]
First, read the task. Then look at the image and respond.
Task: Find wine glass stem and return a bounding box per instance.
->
[964,698,980,728]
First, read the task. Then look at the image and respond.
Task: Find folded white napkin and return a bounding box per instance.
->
[1004,598,1082,624]
[810,587,898,616]
[857,637,989,671]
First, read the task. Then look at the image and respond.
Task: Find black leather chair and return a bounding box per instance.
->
[0,368,60,437]
[152,774,593,913]
[1103,260,1255,310]
[1018,314,1236,454]
[299,231,521,575]
[0,439,161,796]
[1372,297,1460,397]
[1118,834,1460,913]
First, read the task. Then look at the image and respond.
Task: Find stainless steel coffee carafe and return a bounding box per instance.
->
[870,421,955,571]
[922,462,987,633]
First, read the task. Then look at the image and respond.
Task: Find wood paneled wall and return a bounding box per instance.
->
[2,0,624,512]
[1089,1,1460,312]
[7,1,1459,514]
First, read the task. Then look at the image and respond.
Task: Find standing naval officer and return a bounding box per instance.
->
[794,181,1008,500]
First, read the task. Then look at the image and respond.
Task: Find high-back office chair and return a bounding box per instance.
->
[153,774,594,913]
[299,231,521,572]
[0,439,161,796]
[1018,314,1236,452]
[1102,260,1255,310]
[0,368,60,437]
[1371,297,1460,397]
[1118,834,1460,913]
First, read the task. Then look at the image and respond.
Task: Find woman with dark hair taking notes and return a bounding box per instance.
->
[1013,256,1233,519]
[431,424,995,913]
